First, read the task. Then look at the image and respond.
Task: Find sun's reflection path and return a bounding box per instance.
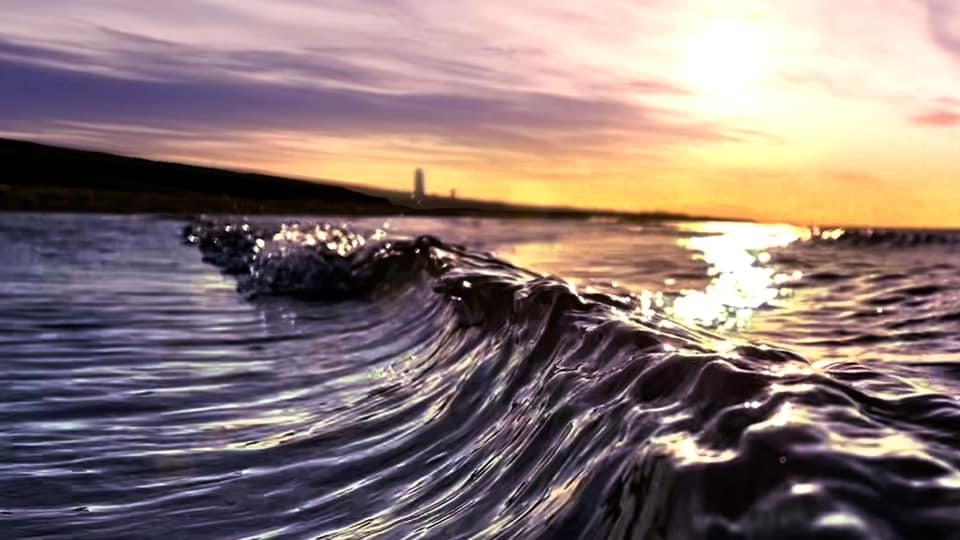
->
[669,222,841,330]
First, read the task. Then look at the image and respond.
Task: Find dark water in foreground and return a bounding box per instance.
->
[3,214,960,539]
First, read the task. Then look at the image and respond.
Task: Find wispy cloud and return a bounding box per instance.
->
[0,30,730,159]
[925,0,960,62]
[912,109,960,127]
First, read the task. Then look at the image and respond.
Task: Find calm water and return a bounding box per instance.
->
[2,213,960,539]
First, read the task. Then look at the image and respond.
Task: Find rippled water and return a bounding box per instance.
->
[3,213,960,539]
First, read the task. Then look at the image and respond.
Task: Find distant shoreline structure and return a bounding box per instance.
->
[413,168,425,203]
[0,137,734,223]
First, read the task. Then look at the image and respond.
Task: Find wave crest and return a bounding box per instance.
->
[182,218,960,539]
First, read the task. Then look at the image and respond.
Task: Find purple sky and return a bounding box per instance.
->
[1,0,959,225]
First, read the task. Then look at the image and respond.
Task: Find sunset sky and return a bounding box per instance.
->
[1,0,958,226]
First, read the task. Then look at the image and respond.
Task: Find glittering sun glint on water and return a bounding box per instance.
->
[671,222,818,330]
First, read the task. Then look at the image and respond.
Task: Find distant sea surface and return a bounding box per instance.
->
[2,213,960,539]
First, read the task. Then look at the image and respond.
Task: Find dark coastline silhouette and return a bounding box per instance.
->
[0,138,724,222]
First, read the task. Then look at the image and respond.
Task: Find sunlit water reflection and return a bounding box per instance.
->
[670,222,811,329]
[2,214,960,539]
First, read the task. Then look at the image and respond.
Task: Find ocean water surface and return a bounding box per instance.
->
[2,213,960,539]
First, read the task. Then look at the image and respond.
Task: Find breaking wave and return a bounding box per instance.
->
[172,218,960,539]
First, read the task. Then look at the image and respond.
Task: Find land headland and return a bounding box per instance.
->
[0,138,726,222]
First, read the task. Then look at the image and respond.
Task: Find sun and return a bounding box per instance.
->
[684,16,771,98]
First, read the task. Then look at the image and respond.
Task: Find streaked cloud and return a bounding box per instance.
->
[912,110,960,127]
[925,0,960,62]
[0,39,732,156]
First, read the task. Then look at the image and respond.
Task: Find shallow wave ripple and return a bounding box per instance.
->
[174,219,960,539]
[3,216,960,540]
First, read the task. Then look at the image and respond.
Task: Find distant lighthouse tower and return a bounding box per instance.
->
[413,168,426,202]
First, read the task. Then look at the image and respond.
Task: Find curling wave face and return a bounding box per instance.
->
[2,214,960,539]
